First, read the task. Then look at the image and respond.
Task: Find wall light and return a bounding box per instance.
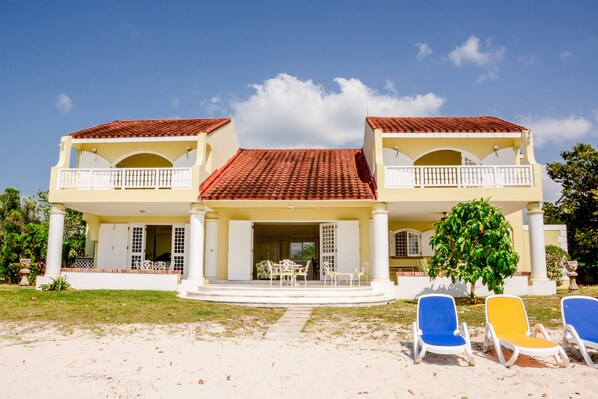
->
[287,205,295,210]
[393,145,399,157]
[91,148,97,154]
[493,145,499,157]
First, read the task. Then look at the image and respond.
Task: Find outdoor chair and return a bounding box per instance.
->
[352,262,370,285]
[142,260,153,270]
[413,294,475,365]
[561,296,598,368]
[278,259,296,286]
[484,295,569,367]
[293,260,311,287]
[267,260,281,287]
[322,261,340,286]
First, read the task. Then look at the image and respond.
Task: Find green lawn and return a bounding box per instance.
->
[0,287,284,332]
[0,285,596,336]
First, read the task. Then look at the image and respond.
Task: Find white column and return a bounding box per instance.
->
[204,214,219,278]
[45,204,66,277]
[371,203,390,281]
[527,202,548,280]
[186,204,206,282]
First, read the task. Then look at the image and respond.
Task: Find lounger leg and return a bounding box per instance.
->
[555,345,570,368]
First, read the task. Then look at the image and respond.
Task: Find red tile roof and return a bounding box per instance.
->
[69,118,231,139]
[366,116,526,133]
[199,149,376,201]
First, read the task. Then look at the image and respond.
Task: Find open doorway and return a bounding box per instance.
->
[145,225,173,263]
[253,223,320,280]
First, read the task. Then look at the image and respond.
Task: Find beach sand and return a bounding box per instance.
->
[1,321,595,399]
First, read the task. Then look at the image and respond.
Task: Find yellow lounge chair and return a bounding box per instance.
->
[483,295,569,367]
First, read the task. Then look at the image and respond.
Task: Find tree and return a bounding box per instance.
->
[428,198,520,301]
[546,143,598,268]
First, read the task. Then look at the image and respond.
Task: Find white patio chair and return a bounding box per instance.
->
[267,260,282,287]
[142,260,153,270]
[352,262,370,285]
[278,259,296,286]
[293,260,310,287]
[322,261,339,286]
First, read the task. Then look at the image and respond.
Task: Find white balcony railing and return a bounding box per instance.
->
[58,168,193,190]
[385,165,533,188]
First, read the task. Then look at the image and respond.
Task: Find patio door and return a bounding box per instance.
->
[319,223,336,279]
[97,223,128,269]
[228,220,253,280]
[336,221,359,273]
[129,224,146,268]
[171,224,189,275]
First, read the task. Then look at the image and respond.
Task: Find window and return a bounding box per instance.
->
[390,229,421,257]
[290,242,315,260]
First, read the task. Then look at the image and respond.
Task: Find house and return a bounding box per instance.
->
[37,115,555,301]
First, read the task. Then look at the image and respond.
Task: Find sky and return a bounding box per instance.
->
[1,0,597,202]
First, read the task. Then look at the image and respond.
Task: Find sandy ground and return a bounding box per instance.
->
[1,321,595,399]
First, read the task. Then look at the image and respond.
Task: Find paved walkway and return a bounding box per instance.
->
[264,307,312,340]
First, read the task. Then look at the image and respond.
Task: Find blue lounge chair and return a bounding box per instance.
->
[413,294,475,365]
[561,296,598,368]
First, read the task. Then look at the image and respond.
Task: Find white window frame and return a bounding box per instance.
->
[389,229,422,257]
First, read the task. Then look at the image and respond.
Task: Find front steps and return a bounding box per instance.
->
[183,281,394,307]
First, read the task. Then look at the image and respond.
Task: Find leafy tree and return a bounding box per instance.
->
[545,245,570,285]
[428,198,520,301]
[0,188,86,283]
[546,143,597,269]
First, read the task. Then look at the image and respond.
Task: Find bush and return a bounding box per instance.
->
[40,276,71,291]
[255,261,270,279]
[545,245,570,285]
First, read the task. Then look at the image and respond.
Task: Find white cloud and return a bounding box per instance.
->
[231,73,445,148]
[384,79,397,95]
[56,93,73,114]
[542,165,562,203]
[560,50,573,59]
[448,35,505,67]
[516,56,537,68]
[415,42,432,60]
[202,96,227,115]
[519,115,593,146]
[475,67,500,84]
[170,97,180,108]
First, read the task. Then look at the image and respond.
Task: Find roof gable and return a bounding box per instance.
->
[366,116,525,133]
[199,149,376,201]
[69,118,231,139]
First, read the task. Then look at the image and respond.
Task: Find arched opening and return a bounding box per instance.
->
[414,150,461,166]
[116,153,173,168]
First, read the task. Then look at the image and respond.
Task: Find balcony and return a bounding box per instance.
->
[57,168,193,190]
[385,165,533,188]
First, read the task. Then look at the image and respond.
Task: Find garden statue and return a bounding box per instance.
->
[565,260,579,293]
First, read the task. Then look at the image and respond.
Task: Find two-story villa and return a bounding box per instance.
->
[37,116,556,303]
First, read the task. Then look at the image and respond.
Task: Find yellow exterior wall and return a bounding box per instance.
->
[415,150,462,166]
[116,153,172,168]
[205,204,373,279]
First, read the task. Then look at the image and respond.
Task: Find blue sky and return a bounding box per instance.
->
[1,1,597,201]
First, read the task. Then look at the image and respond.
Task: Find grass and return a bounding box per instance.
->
[1,285,596,338]
[306,286,598,336]
[0,286,284,333]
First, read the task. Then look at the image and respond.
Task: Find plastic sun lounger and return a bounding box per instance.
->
[561,296,598,368]
[413,294,475,365]
[484,295,569,368]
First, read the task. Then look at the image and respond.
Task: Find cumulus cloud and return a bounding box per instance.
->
[541,165,562,203]
[415,42,432,60]
[231,73,446,148]
[448,35,505,67]
[560,50,573,59]
[56,93,74,113]
[519,115,593,146]
[202,96,227,115]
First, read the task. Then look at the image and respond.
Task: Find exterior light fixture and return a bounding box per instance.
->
[493,145,499,157]
[91,148,97,154]
[441,212,447,221]
[287,205,295,210]
[393,145,399,157]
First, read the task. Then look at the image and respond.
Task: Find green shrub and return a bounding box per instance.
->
[255,261,270,279]
[40,276,71,291]
[545,245,570,285]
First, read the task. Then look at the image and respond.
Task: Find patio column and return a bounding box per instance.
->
[186,204,206,282]
[204,212,219,278]
[371,203,390,282]
[527,202,548,281]
[45,203,65,278]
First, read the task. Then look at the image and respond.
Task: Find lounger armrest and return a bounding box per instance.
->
[458,322,471,340]
[531,323,552,340]
[562,323,582,342]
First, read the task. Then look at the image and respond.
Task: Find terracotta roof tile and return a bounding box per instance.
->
[366,116,526,133]
[199,149,376,201]
[69,118,231,139]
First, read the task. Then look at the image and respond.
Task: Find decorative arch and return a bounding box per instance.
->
[413,148,481,166]
[114,151,173,168]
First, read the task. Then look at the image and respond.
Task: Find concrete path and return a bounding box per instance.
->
[264,307,312,340]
